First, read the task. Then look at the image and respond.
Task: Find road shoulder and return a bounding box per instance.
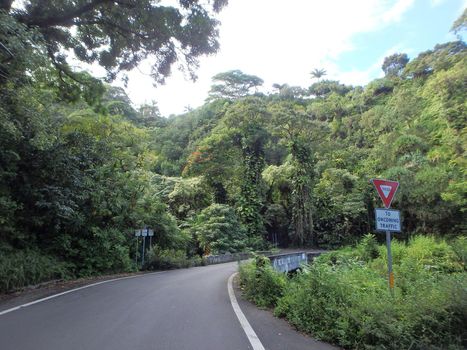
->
[232,274,341,350]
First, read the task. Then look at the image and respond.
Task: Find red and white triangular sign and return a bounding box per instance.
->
[371,179,399,208]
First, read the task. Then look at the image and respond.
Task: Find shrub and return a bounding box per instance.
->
[190,204,248,255]
[241,235,467,349]
[74,227,133,276]
[450,236,467,267]
[239,255,286,308]
[145,245,203,270]
[0,249,71,293]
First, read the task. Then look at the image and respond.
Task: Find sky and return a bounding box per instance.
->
[111,0,466,116]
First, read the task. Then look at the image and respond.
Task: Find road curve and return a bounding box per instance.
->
[0,262,252,350]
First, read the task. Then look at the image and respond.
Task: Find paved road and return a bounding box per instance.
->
[0,262,337,350]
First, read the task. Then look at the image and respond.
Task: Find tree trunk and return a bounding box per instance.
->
[0,0,13,11]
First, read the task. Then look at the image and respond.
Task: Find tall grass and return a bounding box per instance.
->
[239,255,286,308]
[0,250,70,293]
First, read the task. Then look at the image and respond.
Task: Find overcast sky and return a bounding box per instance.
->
[111,0,466,116]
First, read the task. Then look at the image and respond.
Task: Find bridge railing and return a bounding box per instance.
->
[204,251,273,265]
[269,251,325,273]
[269,252,307,273]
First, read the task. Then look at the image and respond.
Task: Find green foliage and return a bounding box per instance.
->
[308,80,352,97]
[168,176,213,219]
[1,6,466,295]
[314,168,366,246]
[70,227,132,276]
[148,37,466,248]
[382,53,409,77]
[403,41,466,79]
[208,70,264,100]
[145,245,203,270]
[0,13,195,288]
[268,236,466,349]
[450,236,467,267]
[190,204,247,255]
[4,0,226,84]
[239,256,286,308]
[0,249,70,293]
[451,8,467,35]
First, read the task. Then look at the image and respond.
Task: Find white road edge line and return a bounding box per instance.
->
[228,272,266,350]
[0,271,165,316]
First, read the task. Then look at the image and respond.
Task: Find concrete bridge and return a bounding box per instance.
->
[269,251,325,273]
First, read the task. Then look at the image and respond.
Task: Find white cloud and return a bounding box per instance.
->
[330,42,415,87]
[430,0,447,7]
[382,0,416,22]
[116,0,417,115]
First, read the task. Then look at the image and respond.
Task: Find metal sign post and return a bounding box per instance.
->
[135,236,138,266]
[148,229,154,248]
[371,179,401,297]
[141,228,147,267]
[134,228,154,269]
[134,229,142,267]
[386,231,394,295]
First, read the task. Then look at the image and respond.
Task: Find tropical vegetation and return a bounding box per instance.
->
[0,1,465,299]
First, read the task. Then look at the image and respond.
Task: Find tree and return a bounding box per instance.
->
[208,70,264,100]
[3,0,228,84]
[309,80,352,97]
[272,83,308,99]
[136,102,166,128]
[451,8,466,36]
[382,53,409,77]
[102,86,138,120]
[267,101,327,246]
[403,41,466,79]
[191,204,247,255]
[168,177,212,220]
[223,97,269,244]
[310,68,327,81]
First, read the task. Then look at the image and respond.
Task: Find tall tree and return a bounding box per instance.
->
[208,70,264,100]
[310,68,327,81]
[222,97,269,244]
[451,8,466,36]
[268,101,327,246]
[3,0,228,84]
[382,53,409,77]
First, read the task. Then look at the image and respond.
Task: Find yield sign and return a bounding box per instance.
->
[371,179,399,208]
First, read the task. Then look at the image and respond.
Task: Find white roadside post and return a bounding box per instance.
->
[371,179,401,297]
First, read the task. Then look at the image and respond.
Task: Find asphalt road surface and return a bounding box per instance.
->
[0,262,338,350]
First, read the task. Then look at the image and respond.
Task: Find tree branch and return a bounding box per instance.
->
[0,0,14,12]
[74,18,151,40]
[19,0,112,28]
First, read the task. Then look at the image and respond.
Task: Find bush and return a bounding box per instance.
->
[190,204,248,254]
[239,255,286,308]
[0,249,71,293]
[145,245,204,270]
[241,236,467,349]
[450,236,467,267]
[73,227,133,276]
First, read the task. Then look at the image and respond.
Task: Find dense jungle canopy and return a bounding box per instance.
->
[0,2,465,288]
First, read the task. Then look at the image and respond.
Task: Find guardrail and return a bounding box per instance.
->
[204,250,325,271]
[269,252,308,273]
[204,251,273,265]
[269,251,325,273]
